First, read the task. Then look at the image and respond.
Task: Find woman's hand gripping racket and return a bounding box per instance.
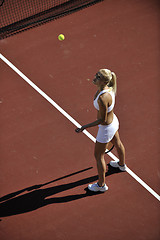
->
[75,127,84,133]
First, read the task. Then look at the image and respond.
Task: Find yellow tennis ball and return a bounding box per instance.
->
[58,34,65,41]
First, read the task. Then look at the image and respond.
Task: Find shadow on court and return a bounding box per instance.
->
[0,165,121,218]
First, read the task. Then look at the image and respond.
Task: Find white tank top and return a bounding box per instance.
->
[93,89,115,112]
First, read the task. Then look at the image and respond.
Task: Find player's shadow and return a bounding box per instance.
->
[0,164,121,218]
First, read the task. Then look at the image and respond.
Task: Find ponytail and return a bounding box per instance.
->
[109,72,117,94]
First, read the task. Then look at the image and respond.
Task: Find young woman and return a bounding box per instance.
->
[75,69,126,192]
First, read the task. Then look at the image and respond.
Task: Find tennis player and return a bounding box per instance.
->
[75,69,126,192]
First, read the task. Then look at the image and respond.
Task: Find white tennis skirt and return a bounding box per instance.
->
[96,114,119,143]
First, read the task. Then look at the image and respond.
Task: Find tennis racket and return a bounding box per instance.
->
[105,141,114,154]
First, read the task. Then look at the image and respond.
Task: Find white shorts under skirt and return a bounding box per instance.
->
[96,114,119,143]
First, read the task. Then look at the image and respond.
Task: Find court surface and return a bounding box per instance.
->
[0,1,159,240]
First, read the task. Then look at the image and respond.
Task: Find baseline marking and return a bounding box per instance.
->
[0,53,159,202]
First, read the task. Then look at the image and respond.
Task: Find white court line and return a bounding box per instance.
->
[1,53,160,202]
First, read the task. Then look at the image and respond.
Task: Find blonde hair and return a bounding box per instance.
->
[99,69,117,94]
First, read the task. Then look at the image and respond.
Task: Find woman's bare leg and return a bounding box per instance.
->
[94,141,108,186]
[111,131,125,166]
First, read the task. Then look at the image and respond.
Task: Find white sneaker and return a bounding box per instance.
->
[109,160,127,171]
[88,183,108,192]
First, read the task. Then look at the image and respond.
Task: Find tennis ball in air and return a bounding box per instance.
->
[58,34,65,41]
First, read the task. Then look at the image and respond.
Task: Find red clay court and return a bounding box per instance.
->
[0,0,159,239]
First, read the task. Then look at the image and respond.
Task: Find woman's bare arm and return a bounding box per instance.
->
[75,94,109,133]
